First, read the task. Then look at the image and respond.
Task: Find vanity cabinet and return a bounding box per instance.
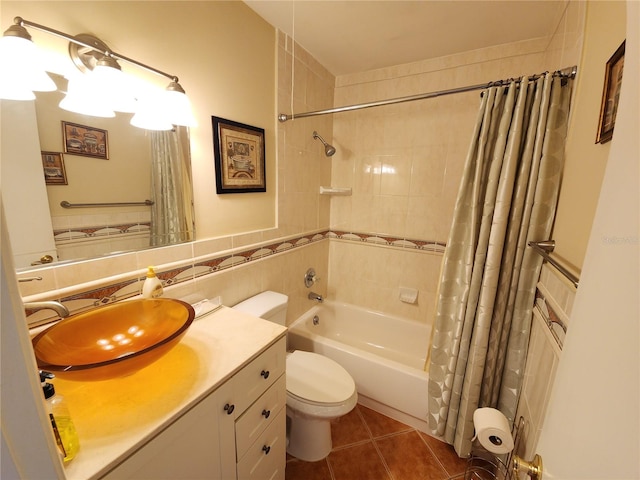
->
[100,337,286,480]
[219,337,287,480]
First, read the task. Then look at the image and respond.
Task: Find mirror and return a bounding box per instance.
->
[2,73,195,270]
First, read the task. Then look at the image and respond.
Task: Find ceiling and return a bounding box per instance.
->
[244,0,568,76]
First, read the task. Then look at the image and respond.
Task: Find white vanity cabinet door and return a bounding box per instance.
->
[235,375,286,459]
[100,391,222,480]
[232,338,286,414]
[236,409,286,480]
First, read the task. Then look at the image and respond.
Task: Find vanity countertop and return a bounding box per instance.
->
[52,306,287,480]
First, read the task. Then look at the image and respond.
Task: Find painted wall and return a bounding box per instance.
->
[553,1,627,270]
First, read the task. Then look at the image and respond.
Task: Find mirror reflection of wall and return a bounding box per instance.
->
[2,73,195,268]
[39,74,153,262]
[1,1,276,274]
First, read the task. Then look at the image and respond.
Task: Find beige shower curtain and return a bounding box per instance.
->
[150,126,195,246]
[428,73,573,457]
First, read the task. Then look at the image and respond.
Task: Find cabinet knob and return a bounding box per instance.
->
[260,370,270,380]
[262,409,271,419]
[262,445,271,455]
[224,403,235,415]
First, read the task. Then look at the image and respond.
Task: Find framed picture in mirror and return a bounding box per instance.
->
[41,151,67,185]
[212,116,266,194]
[62,121,109,159]
[596,40,625,144]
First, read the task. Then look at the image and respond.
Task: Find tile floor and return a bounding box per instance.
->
[285,404,468,480]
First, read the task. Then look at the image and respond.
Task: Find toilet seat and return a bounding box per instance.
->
[286,350,356,405]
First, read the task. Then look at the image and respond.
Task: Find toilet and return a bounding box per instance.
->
[233,291,357,462]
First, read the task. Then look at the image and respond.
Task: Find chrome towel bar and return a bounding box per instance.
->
[528,240,579,288]
[60,200,154,208]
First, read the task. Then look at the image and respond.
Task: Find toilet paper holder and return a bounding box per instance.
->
[467,416,543,480]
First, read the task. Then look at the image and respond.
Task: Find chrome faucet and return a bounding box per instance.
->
[308,292,324,303]
[24,301,69,318]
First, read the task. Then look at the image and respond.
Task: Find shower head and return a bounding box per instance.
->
[312,131,336,157]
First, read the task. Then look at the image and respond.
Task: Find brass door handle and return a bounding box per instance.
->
[31,255,54,265]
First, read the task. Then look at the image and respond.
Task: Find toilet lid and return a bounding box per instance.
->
[287,351,355,404]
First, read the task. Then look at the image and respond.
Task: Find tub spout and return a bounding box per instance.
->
[24,301,69,318]
[308,292,324,303]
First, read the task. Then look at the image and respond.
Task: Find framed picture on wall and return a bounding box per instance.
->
[62,121,109,159]
[211,116,266,194]
[41,151,68,185]
[596,40,625,144]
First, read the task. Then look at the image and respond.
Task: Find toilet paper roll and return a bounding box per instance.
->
[472,408,514,455]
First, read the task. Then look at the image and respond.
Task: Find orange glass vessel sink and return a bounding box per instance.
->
[32,298,195,381]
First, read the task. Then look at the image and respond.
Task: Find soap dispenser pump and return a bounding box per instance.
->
[40,371,79,463]
[142,266,164,298]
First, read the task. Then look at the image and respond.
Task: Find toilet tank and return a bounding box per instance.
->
[232,291,288,326]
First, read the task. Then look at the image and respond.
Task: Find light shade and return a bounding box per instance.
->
[59,75,115,117]
[130,90,173,131]
[0,28,56,99]
[91,56,137,113]
[164,81,197,127]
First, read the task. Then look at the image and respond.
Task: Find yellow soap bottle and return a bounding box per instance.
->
[142,266,164,298]
[40,371,80,463]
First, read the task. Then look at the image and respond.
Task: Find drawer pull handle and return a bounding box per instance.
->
[224,403,235,415]
[262,409,271,419]
[262,445,271,455]
[261,370,270,380]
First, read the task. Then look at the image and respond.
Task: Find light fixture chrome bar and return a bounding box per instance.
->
[278,65,577,122]
[60,200,154,209]
[528,240,579,288]
[13,16,178,82]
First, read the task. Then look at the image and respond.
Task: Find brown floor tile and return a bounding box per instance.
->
[328,441,391,480]
[285,458,332,480]
[358,405,413,439]
[420,431,469,477]
[331,406,371,448]
[376,431,449,480]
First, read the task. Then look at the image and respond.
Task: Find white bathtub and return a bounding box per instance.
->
[287,301,430,431]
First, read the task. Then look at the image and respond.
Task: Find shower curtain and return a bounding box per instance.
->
[150,126,195,246]
[428,73,573,457]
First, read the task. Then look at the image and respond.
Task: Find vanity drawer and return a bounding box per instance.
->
[237,408,286,480]
[236,374,286,458]
[232,337,286,414]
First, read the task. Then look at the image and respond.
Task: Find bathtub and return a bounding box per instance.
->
[287,301,430,431]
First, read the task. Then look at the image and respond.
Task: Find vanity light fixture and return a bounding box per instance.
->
[0,16,196,129]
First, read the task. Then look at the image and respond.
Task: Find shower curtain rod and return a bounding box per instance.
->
[278,65,577,122]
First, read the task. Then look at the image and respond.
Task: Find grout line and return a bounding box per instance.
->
[371,437,395,480]
[330,438,373,452]
[418,431,451,476]
[353,405,375,440]
[325,457,336,480]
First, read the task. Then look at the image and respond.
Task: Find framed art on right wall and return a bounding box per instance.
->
[596,40,625,144]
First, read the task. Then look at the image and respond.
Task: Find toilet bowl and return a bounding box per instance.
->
[233,291,357,461]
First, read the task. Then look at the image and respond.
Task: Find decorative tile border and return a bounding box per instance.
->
[53,222,151,241]
[535,288,567,349]
[27,230,446,324]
